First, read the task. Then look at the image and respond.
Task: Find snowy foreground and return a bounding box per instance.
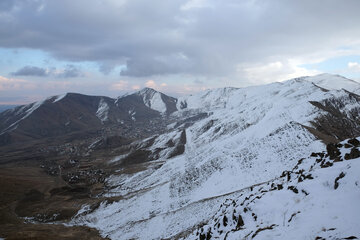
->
[70,74,360,239]
[186,138,360,240]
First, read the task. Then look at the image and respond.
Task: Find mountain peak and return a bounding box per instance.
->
[305,73,360,92]
[137,87,159,95]
[133,87,177,114]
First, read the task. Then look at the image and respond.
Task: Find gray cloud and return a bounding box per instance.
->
[11,66,48,77]
[57,65,83,78]
[11,65,83,78]
[1,0,360,78]
[0,0,15,12]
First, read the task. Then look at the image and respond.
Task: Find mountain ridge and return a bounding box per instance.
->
[1,73,360,239]
[0,87,177,146]
[62,74,360,239]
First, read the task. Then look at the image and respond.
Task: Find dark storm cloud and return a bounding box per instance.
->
[1,0,360,77]
[11,66,48,77]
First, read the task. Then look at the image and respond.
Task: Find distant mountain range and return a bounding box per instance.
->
[0,73,360,239]
[0,87,177,146]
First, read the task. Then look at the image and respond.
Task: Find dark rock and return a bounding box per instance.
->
[251,224,276,238]
[310,152,318,157]
[308,94,360,142]
[344,143,353,148]
[334,172,346,189]
[288,211,300,222]
[166,139,175,147]
[344,148,360,160]
[348,138,360,147]
[326,143,341,160]
[287,172,291,182]
[343,236,358,240]
[223,215,228,227]
[321,161,333,168]
[236,214,244,228]
[301,189,309,196]
[288,186,299,194]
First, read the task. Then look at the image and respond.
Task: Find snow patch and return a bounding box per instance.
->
[53,93,67,103]
[138,88,167,113]
[0,99,45,134]
[96,98,110,123]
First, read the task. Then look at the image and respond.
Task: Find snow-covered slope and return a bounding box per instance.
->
[177,74,360,111]
[306,73,360,93]
[70,74,360,239]
[186,138,360,240]
[137,87,177,114]
[176,87,239,110]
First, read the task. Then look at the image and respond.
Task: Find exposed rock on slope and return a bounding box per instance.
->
[187,138,360,240]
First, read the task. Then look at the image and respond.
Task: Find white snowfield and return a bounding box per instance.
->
[308,73,360,93]
[70,74,360,239]
[138,88,168,113]
[185,138,360,240]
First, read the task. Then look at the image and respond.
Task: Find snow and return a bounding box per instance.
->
[109,154,129,163]
[53,93,67,103]
[176,74,359,113]
[96,98,110,123]
[128,109,136,121]
[0,73,356,239]
[185,138,360,240]
[68,75,360,239]
[0,99,45,134]
[149,92,167,113]
[176,87,239,111]
[138,88,168,113]
[24,100,44,117]
[305,73,360,92]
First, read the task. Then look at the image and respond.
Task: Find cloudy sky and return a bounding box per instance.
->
[1,0,360,104]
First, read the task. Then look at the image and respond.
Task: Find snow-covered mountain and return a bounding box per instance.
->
[136,87,177,114]
[67,74,360,239]
[0,74,359,239]
[308,73,360,93]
